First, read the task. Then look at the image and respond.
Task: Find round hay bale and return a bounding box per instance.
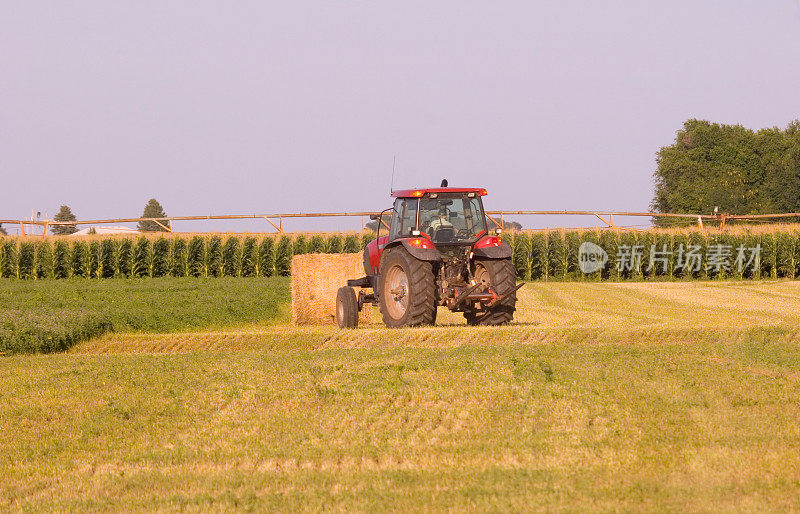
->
[291,253,373,325]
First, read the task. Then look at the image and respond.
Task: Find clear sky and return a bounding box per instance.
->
[2,1,800,233]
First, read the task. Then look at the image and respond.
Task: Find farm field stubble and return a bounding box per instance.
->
[3,279,800,511]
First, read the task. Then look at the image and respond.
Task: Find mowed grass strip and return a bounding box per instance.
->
[0,277,291,332]
[0,277,290,354]
[73,281,800,354]
[3,338,800,511]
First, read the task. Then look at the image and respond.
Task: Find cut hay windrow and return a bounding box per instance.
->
[2,225,800,281]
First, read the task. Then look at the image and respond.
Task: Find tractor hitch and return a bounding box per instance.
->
[347,276,374,289]
[450,282,484,308]
[487,283,525,308]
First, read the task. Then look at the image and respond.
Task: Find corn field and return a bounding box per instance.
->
[504,225,800,281]
[2,226,800,280]
[0,233,376,280]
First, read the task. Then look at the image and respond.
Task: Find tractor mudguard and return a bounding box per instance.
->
[396,240,443,262]
[362,245,373,275]
[472,241,512,259]
[364,237,387,275]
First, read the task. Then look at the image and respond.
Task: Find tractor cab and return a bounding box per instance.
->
[389,189,488,244]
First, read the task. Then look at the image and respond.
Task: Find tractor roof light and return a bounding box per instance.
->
[411,190,424,197]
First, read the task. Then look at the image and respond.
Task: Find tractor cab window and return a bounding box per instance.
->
[388,198,419,241]
[419,194,486,243]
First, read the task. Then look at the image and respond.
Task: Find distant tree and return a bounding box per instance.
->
[503,220,523,230]
[651,119,800,226]
[0,224,6,236]
[51,205,78,235]
[137,199,170,232]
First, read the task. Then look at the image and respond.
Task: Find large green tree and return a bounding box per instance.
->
[137,199,170,232]
[51,205,78,235]
[652,119,800,225]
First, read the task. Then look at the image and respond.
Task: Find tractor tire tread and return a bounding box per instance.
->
[336,286,359,329]
[379,247,436,327]
[465,258,517,326]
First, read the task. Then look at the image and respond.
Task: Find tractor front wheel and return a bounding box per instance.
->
[464,258,517,326]
[379,248,436,328]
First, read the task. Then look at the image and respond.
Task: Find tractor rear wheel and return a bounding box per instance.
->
[465,258,516,326]
[379,248,436,327]
[336,286,359,328]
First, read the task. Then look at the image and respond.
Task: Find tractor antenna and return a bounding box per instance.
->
[390,155,397,194]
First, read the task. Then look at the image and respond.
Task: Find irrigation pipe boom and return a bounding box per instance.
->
[2,210,797,237]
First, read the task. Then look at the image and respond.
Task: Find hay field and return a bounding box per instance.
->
[3,280,800,511]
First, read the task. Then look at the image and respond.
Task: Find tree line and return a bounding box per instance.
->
[13,198,173,236]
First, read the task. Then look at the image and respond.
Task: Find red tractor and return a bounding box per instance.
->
[336,181,523,328]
